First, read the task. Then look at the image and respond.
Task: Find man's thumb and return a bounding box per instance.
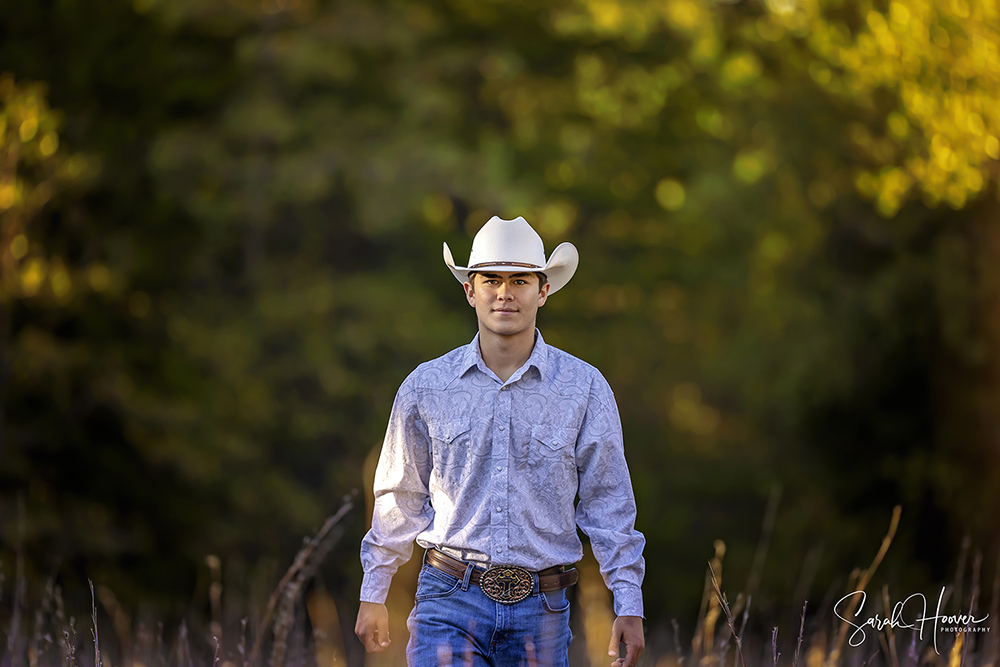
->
[608,630,620,656]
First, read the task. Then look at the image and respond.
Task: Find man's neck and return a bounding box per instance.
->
[478,325,537,383]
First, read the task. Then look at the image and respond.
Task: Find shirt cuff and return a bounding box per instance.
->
[360,571,393,604]
[612,584,644,618]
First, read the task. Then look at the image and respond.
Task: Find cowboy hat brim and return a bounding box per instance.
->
[443,241,579,294]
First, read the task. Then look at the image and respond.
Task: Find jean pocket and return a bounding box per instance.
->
[414,565,462,601]
[540,587,571,612]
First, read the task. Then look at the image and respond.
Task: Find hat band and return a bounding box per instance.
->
[469,261,542,269]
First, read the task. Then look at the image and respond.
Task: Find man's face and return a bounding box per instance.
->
[463,271,550,337]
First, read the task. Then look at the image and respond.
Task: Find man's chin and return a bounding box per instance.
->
[481,320,533,337]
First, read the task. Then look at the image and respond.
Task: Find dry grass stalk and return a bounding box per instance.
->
[29,577,56,667]
[772,627,780,667]
[672,618,685,665]
[249,496,354,667]
[794,602,808,667]
[717,612,732,667]
[155,622,165,667]
[178,619,193,667]
[206,556,223,646]
[949,630,964,667]
[88,581,103,667]
[959,594,976,667]
[53,587,66,630]
[238,618,248,667]
[904,628,919,667]
[694,541,727,663]
[878,623,892,667]
[268,565,304,667]
[881,585,900,667]
[969,552,982,664]
[692,562,713,661]
[270,517,349,667]
[733,596,753,667]
[828,506,901,667]
[710,561,748,667]
[61,618,76,667]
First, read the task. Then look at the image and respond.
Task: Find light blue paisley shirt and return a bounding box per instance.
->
[359,329,645,617]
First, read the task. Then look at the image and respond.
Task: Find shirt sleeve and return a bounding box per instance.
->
[574,372,646,618]
[359,380,434,603]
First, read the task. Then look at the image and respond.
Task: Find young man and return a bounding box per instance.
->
[356,216,645,667]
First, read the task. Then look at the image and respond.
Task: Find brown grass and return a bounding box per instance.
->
[2,500,998,667]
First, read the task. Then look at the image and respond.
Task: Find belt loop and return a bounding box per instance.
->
[461,563,474,591]
[532,571,540,596]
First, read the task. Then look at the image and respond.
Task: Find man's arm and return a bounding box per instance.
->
[357,382,434,652]
[574,373,646,667]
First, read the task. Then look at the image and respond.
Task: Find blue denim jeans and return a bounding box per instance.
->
[406,558,573,667]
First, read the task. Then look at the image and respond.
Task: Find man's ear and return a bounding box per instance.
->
[537,281,551,307]
[464,280,476,307]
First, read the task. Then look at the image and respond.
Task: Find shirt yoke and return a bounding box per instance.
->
[400,338,611,401]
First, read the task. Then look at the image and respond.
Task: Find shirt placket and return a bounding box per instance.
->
[491,381,512,560]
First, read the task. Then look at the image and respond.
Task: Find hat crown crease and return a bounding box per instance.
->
[468,216,546,268]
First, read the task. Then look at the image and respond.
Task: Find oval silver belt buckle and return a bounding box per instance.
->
[480,565,532,603]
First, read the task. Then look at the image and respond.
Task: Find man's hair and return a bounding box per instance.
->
[467,271,548,292]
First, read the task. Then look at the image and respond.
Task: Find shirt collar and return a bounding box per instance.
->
[458,328,548,383]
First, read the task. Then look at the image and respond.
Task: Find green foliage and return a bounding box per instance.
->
[1,0,998,629]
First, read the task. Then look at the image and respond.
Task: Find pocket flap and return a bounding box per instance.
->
[427,418,471,443]
[531,424,577,451]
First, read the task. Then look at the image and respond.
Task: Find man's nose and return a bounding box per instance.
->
[496,282,513,299]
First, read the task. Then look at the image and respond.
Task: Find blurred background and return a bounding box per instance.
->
[1,0,999,664]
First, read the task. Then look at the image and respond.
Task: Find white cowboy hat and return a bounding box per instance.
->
[443,216,579,294]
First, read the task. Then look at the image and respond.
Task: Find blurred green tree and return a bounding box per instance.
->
[0,0,997,635]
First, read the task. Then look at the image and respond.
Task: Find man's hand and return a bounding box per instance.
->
[355,601,391,653]
[608,615,645,667]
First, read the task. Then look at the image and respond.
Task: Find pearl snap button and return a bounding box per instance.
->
[496,506,502,512]
[499,426,504,431]
[496,547,502,553]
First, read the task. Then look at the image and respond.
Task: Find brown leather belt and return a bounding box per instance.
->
[425,548,578,599]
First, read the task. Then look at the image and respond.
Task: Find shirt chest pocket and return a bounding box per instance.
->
[427,419,473,473]
[428,419,471,446]
[530,424,578,463]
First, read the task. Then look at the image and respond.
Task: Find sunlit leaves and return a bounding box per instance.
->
[719,52,762,89]
[0,75,93,305]
[733,147,776,184]
[786,0,1000,214]
[655,178,686,211]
